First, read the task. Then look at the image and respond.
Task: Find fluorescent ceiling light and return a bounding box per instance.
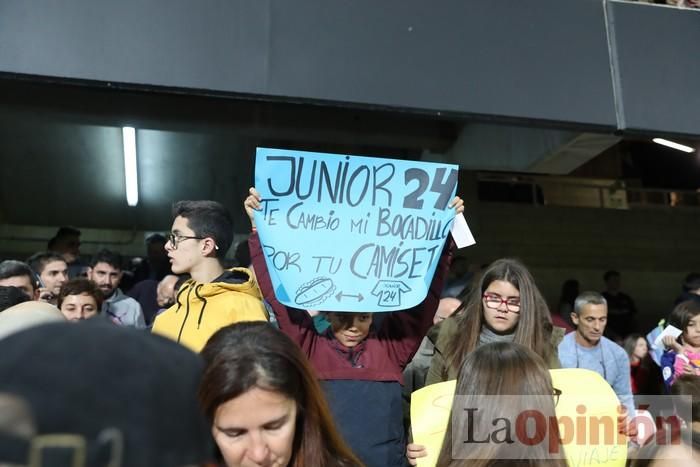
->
[652,138,695,153]
[122,127,139,206]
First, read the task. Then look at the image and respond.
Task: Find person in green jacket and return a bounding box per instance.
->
[407,258,564,465]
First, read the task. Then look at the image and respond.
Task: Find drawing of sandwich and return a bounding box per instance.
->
[295,277,336,307]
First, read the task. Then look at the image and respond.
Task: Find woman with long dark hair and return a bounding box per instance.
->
[427,258,561,384]
[436,342,567,467]
[199,321,363,467]
[623,333,650,395]
[408,258,562,465]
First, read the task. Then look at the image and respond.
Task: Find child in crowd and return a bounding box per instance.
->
[630,374,700,467]
[57,278,104,321]
[661,300,700,390]
[244,187,463,467]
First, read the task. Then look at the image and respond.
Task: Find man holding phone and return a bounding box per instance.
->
[27,252,68,305]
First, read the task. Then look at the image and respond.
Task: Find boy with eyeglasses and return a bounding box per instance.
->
[152,200,268,352]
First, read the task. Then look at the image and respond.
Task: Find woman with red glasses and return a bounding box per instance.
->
[426,258,562,383]
[407,258,564,465]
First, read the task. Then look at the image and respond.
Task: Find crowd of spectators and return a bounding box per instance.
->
[0,194,698,466]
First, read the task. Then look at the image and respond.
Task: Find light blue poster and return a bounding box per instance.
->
[253,147,458,312]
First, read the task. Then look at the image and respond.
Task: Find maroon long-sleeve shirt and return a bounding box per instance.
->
[249,230,454,383]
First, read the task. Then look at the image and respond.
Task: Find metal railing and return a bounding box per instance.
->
[476,173,700,210]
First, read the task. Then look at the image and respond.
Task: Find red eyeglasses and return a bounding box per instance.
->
[482,293,521,313]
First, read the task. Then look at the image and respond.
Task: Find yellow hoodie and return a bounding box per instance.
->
[152,268,268,352]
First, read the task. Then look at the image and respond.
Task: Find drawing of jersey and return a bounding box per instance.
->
[371,281,411,307]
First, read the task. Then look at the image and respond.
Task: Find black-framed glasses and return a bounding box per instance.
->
[166,233,205,249]
[482,293,521,313]
[553,387,562,407]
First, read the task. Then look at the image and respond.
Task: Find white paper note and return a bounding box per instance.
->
[450,213,476,249]
[652,324,682,349]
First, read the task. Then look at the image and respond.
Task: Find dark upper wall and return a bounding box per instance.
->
[3,0,694,136]
[609,2,700,137]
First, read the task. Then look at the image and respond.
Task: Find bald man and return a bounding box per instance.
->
[156,275,179,309]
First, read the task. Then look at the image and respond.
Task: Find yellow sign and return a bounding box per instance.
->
[551,368,627,467]
[410,380,456,467]
[410,369,627,467]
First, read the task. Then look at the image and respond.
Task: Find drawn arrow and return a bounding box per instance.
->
[335,291,364,302]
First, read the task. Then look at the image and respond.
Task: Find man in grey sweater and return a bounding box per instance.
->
[88,249,146,329]
[558,291,635,418]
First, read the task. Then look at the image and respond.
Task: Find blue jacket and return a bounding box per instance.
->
[660,350,677,392]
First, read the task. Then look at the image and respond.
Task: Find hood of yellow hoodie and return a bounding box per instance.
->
[178,267,263,301]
